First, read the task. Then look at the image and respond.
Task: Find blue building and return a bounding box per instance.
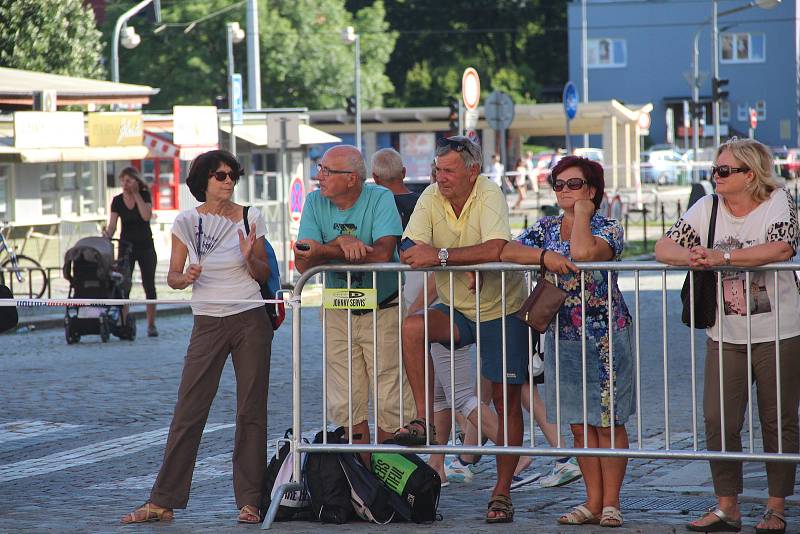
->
[567,0,798,149]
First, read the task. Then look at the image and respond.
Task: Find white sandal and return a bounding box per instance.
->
[600,506,624,528]
[557,504,599,525]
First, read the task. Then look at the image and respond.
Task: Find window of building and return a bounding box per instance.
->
[720,101,731,122]
[0,165,9,220]
[755,100,766,121]
[80,163,99,216]
[588,38,626,68]
[249,152,280,202]
[41,164,58,216]
[737,103,748,122]
[721,32,766,63]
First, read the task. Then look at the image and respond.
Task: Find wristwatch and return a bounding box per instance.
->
[438,248,449,267]
[723,252,731,265]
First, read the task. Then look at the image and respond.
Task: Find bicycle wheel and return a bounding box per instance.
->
[1,254,48,299]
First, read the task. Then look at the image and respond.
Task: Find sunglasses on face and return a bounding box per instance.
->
[711,165,750,178]
[210,170,241,183]
[552,177,588,192]
[437,136,478,158]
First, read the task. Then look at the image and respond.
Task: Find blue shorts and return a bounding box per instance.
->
[431,303,529,385]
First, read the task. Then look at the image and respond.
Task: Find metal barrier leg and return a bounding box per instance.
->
[260,482,304,530]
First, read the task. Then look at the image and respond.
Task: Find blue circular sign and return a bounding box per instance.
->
[563,81,579,120]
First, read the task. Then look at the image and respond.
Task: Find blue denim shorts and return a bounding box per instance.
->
[432,303,529,385]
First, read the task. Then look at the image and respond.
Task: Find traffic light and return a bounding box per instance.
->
[345,96,356,116]
[448,100,459,133]
[712,77,729,102]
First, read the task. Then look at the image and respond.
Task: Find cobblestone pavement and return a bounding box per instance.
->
[1,275,798,533]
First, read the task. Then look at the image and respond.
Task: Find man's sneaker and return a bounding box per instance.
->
[538,457,582,488]
[444,456,474,483]
[510,470,542,491]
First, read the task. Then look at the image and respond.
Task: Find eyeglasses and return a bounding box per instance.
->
[711,165,750,178]
[210,170,241,183]
[552,177,588,192]
[317,164,354,176]
[437,136,478,158]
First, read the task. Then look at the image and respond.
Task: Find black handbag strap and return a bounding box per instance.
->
[707,195,718,248]
[242,205,250,235]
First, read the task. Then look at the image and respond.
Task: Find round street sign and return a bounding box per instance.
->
[485,91,515,131]
[289,176,304,223]
[563,81,579,120]
[462,68,481,111]
[749,107,758,129]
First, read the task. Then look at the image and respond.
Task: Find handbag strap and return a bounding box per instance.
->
[539,249,548,277]
[707,194,718,248]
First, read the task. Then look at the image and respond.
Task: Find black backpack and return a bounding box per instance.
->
[261,429,311,521]
[305,428,354,524]
[371,449,441,523]
[0,284,18,334]
[339,452,411,524]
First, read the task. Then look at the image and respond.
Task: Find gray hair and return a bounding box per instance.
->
[328,144,367,182]
[434,136,482,170]
[371,148,405,181]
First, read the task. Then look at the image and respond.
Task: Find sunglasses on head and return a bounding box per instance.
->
[551,177,588,192]
[210,170,241,183]
[437,136,477,157]
[711,165,750,178]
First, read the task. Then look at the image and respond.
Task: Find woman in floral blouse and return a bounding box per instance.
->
[501,155,635,528]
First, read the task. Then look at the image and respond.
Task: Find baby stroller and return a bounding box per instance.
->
[62,237,136,344]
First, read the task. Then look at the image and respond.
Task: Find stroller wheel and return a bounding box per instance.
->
[65,320,79,344]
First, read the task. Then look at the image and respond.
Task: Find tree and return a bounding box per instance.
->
[102,0,397,110]
[347,0,568,107]
[0,0,105,78]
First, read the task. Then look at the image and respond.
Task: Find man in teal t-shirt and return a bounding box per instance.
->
[295,145,415,447]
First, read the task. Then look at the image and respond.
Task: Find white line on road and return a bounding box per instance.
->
[0,420,82,445]
[89,452,232,490]
[0,423,234,483]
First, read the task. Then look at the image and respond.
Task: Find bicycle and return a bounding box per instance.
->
[0,226,48,299]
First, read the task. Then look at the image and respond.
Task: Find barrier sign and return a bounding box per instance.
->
[322,288,377,310]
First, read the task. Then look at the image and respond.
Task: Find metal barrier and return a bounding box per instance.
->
[263,260,800,529]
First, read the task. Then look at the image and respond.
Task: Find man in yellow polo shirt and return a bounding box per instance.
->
[397,135,527,524]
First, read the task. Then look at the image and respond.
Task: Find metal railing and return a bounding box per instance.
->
[262,260,800,528]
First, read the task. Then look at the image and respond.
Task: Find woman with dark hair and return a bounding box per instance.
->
[104,166,158,336]
[501,155,635,527]
[121,149,273,525]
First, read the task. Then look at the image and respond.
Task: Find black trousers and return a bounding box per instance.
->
[131,245,157,299]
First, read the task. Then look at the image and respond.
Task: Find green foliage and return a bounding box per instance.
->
[0,0,105,78]
[102,0,397,110]
[348,0,568,107]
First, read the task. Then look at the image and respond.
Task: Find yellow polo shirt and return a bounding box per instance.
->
[403,176,526,321]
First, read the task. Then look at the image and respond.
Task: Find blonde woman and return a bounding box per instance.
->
[656,138,800,534]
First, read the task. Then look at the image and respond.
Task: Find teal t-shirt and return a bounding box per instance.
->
[297,183,402,302]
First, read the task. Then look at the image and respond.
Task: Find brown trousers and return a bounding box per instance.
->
[150,306,273,509]
[704,335,800,497]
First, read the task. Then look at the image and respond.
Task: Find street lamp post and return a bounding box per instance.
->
[342,26,361,151]
[227,22,245,157]
[111,0,156,83]
[711,0,781,148]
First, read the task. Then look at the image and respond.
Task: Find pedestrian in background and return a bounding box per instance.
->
[103,167,158,337]
[657,137,800,534]
[502,155,635,528]
[121,149,273,525]
[512,158,528,209]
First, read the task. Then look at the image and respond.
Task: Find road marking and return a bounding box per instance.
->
[0,423,234,483]
[90,452,231,490]
[0,420,82,445]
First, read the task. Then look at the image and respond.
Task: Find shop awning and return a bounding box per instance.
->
[219,123,341,146]
[0,145,149,163]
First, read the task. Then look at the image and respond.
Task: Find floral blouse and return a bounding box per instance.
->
[516,213,632,340]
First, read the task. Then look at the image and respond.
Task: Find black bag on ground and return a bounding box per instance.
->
[261,429,311,521]
[0,284,18,334]
[339,452,412,524]
[681,194,719,329]
[371,448,441,523]
[305,427,354,524]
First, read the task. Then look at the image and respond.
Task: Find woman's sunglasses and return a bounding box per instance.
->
[552,177,588,192]
[210,170,241,183]
[711,165,750,178]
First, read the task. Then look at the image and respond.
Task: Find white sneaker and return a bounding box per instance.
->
[510,470,542,490]
[444,456,474,483]
[538,457,582,488]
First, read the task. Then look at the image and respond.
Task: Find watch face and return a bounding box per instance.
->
[438,249,448,261]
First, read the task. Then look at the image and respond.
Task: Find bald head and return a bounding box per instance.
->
[325,145,367,182]
[371,148,406,186]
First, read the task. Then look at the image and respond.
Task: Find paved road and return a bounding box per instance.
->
[1,278,798,533]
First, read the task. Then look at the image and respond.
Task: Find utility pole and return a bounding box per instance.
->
[246,0,261,110]
[581,0,589,148]
[711,0,721,148]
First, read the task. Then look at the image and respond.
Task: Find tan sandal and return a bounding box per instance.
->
[120,502,174,524]
[486,494,514,523]
[238,504,262,524]
[558,504,600,525]
[600,506,624,527]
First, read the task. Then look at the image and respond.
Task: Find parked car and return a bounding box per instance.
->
[772,146,800,179]
[573,147,604,163]
[534,151,566,185]
[641,149,687,185]
[682,147,716,181]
